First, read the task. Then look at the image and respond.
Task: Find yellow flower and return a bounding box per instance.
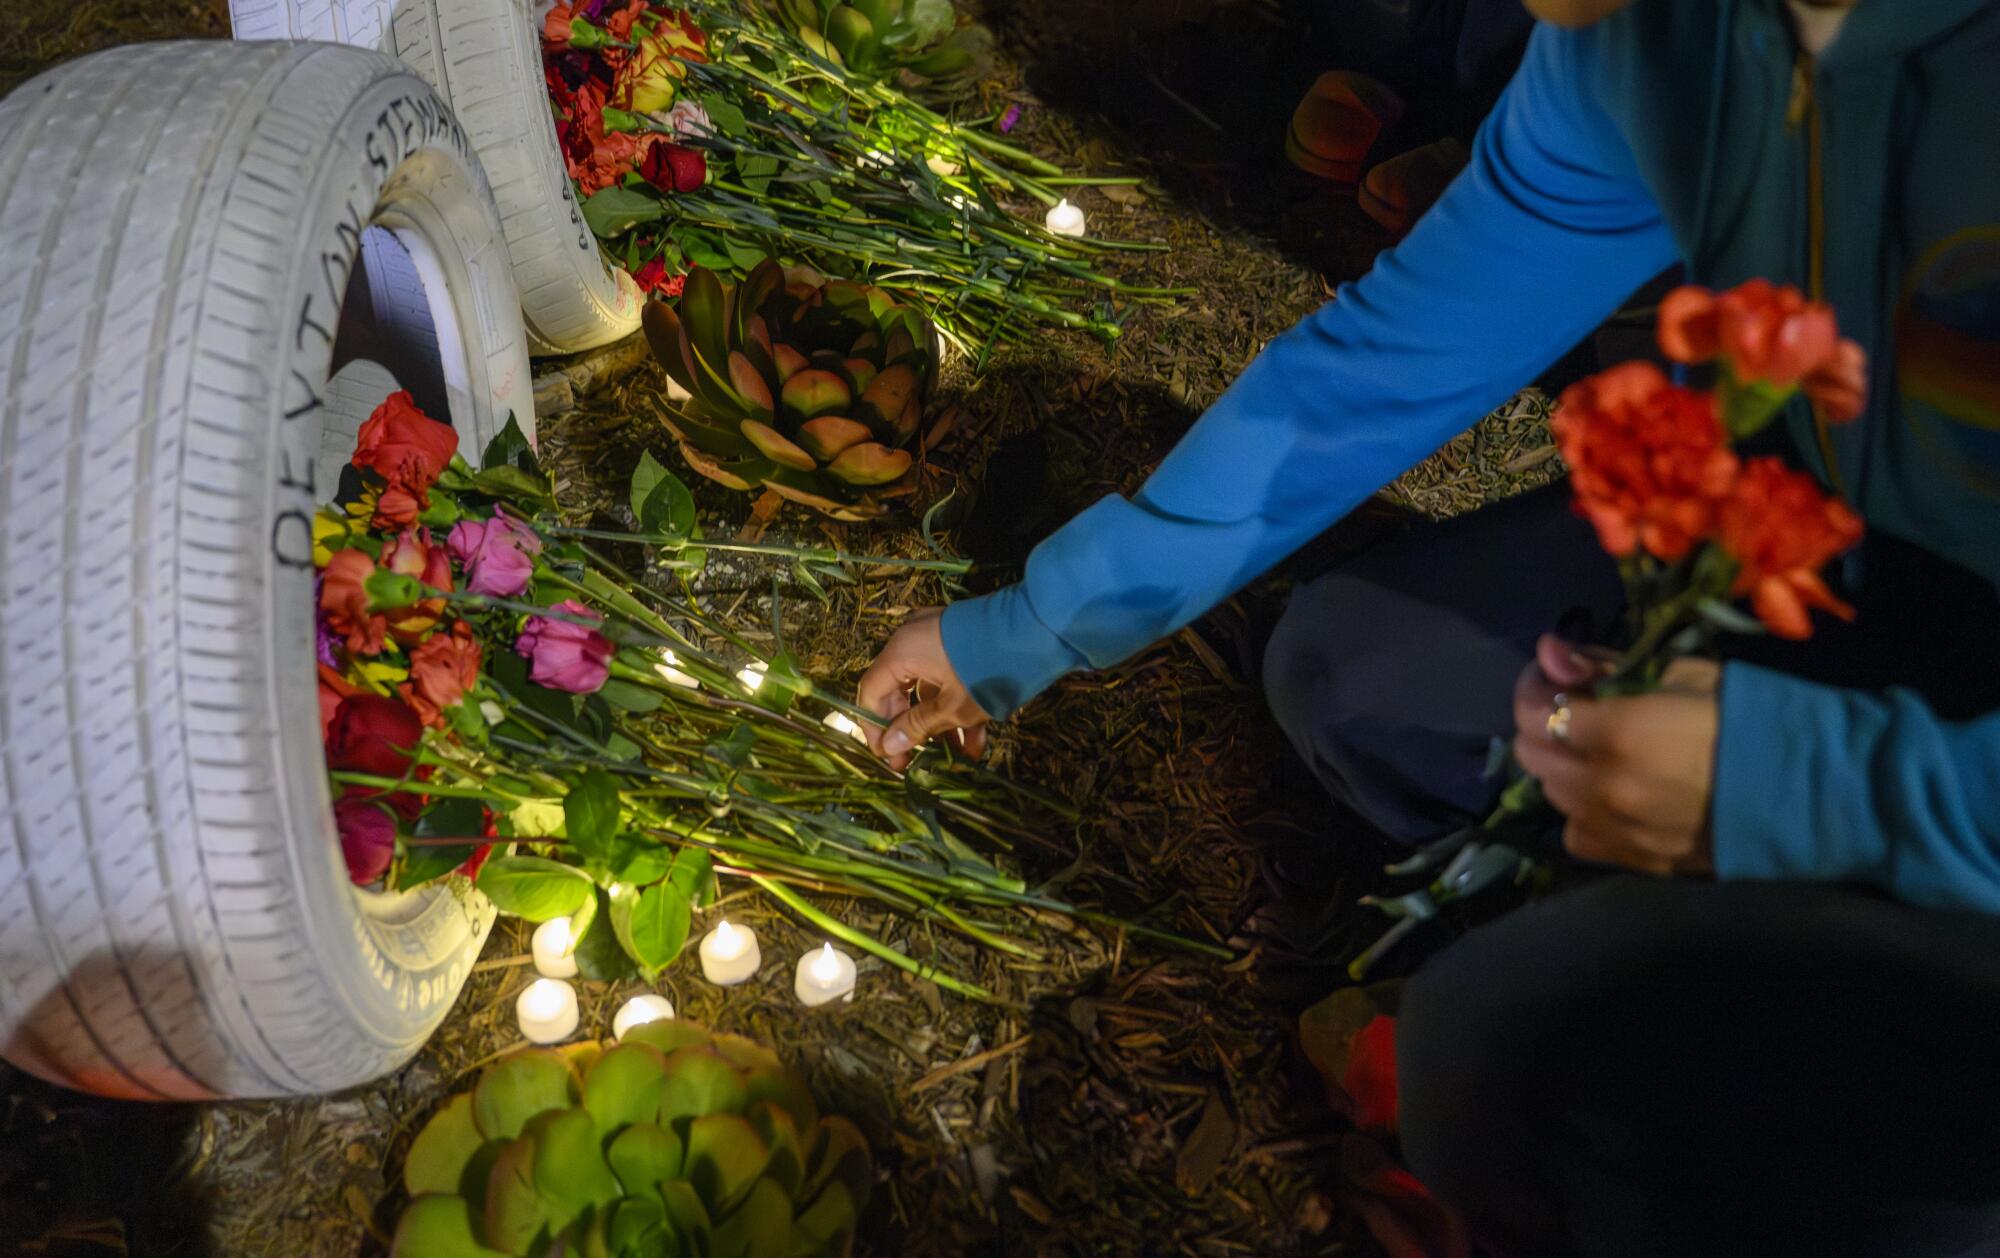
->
[313,508,350,568]
[355,657,410,693]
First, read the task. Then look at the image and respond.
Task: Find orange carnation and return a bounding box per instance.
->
[1716,457,1864,640]
[1553,362,1739,561]
[1657,280,1859,394]
[400,620,482,728]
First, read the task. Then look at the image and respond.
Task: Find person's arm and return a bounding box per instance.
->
[940,24,1680,719]
[1713,667,2000,913]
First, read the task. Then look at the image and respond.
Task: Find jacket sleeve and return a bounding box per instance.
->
[1712,665,2000,912]
[940,24,1680,719]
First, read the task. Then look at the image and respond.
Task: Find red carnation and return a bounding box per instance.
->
[1716,457,1863,640]
[1553,361,1740,561]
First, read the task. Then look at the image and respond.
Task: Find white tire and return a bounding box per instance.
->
[229,0,647,355]
[0,39,532,1100]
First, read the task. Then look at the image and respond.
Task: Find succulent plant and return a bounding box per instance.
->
[392,1020,872,1258]
[769,0,982,79]
[643,260,941,521]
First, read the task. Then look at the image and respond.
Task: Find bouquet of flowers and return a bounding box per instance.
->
[316,393,1213,999]
[1350,280,1869,976]
[542,0,1183,347]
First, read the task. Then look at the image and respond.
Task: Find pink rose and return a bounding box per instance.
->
[335,789,397,886]
[448,511,543,598]
[514,599,613,693]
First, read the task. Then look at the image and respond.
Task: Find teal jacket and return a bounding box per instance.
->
[940,0,2000,911]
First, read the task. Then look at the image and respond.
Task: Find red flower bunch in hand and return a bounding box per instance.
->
[1658,280,1869,421]
[1717,458,1864,639]
[1552,362,1739,561]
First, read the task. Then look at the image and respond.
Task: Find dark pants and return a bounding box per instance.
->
[1262,485,2000,1256]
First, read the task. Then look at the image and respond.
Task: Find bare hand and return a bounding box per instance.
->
[1512,634,1720,875]
[855,607,992,771]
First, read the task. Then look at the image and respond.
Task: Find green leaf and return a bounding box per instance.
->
[601,105,641,133]
[790,1179,860,1256]
[684,1113,772,1218]
[723,234,770,273]
[659,1048,750,1127]
[582,186,667,240]
[705,721,758,770]
[584,1042,671,1135]
[472,1049,577,1141]
[626,883,694,974]
[481,1137,550,1255]
[404,1094,488,1198]
[700,97,747,138]
[390,1194,510,1258]
[532,1109,625,1230]
[573,887,640,983]
[622,1020,715,1057]
[398,796,489,890]
[711,1175,793,1258]
[607,1121,685,1198]
[475,856,594,922]
[609,1194,679,1257]
[564,768,624,869]
[603,732,644,762]
[470,464,554,506]
[608,835,672,886]
[566,16,612,48]
[631,450,698,540]
[482,412,540,476]
[659,1179,712,1239]
[666,848,716,906]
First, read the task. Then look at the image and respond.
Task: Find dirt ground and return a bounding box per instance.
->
[1,2,1566,1254]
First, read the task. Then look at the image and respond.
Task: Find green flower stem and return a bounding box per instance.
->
[747,873,997,1001]
[331,771,494,801]
[537,525,973,574]
[1037,176,1147,186]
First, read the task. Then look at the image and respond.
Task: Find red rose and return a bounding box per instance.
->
[639,142,706,193]
[1716,457,1863,639]
[1552,361,1739,561]
[325,693,426,779]
[399,620,482,728]
[335,789,398,886]
[353,390,458,505]
[320,548,388,656]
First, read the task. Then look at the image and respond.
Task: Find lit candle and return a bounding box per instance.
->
[612,993,676,1040]
[698,918,761,985]
[654,649,698,689]
[516,977,580,1044]
[531,916,579,979]
[821,710,867,742]
[1044,198,1086,238]
[794,942,857,1007]
[736,662,767,693]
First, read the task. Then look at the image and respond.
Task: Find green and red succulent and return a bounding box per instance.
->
[392,1021,872,1258]
[643,259,940,521]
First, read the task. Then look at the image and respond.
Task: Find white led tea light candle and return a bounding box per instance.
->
[698,918,761,985]
[654,649,698,689]
[516,977,580,1044]
[794,942,858,1007]
[612,993,677,1040]
[531,916,580,979]
[1044,198,1086,237]
[821,710,867,742]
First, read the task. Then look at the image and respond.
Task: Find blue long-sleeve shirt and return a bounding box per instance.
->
[942,0,2000,912]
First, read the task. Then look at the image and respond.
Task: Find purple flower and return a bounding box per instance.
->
[314,574,339,668]
[447,510,543,598]
[514,600,614,694]
[999,104,1022,134]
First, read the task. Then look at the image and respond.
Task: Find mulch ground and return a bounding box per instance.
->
[1,2,1563,1254]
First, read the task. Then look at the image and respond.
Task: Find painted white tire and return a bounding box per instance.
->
[229,0,646,355]
[0,40,531,1100]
